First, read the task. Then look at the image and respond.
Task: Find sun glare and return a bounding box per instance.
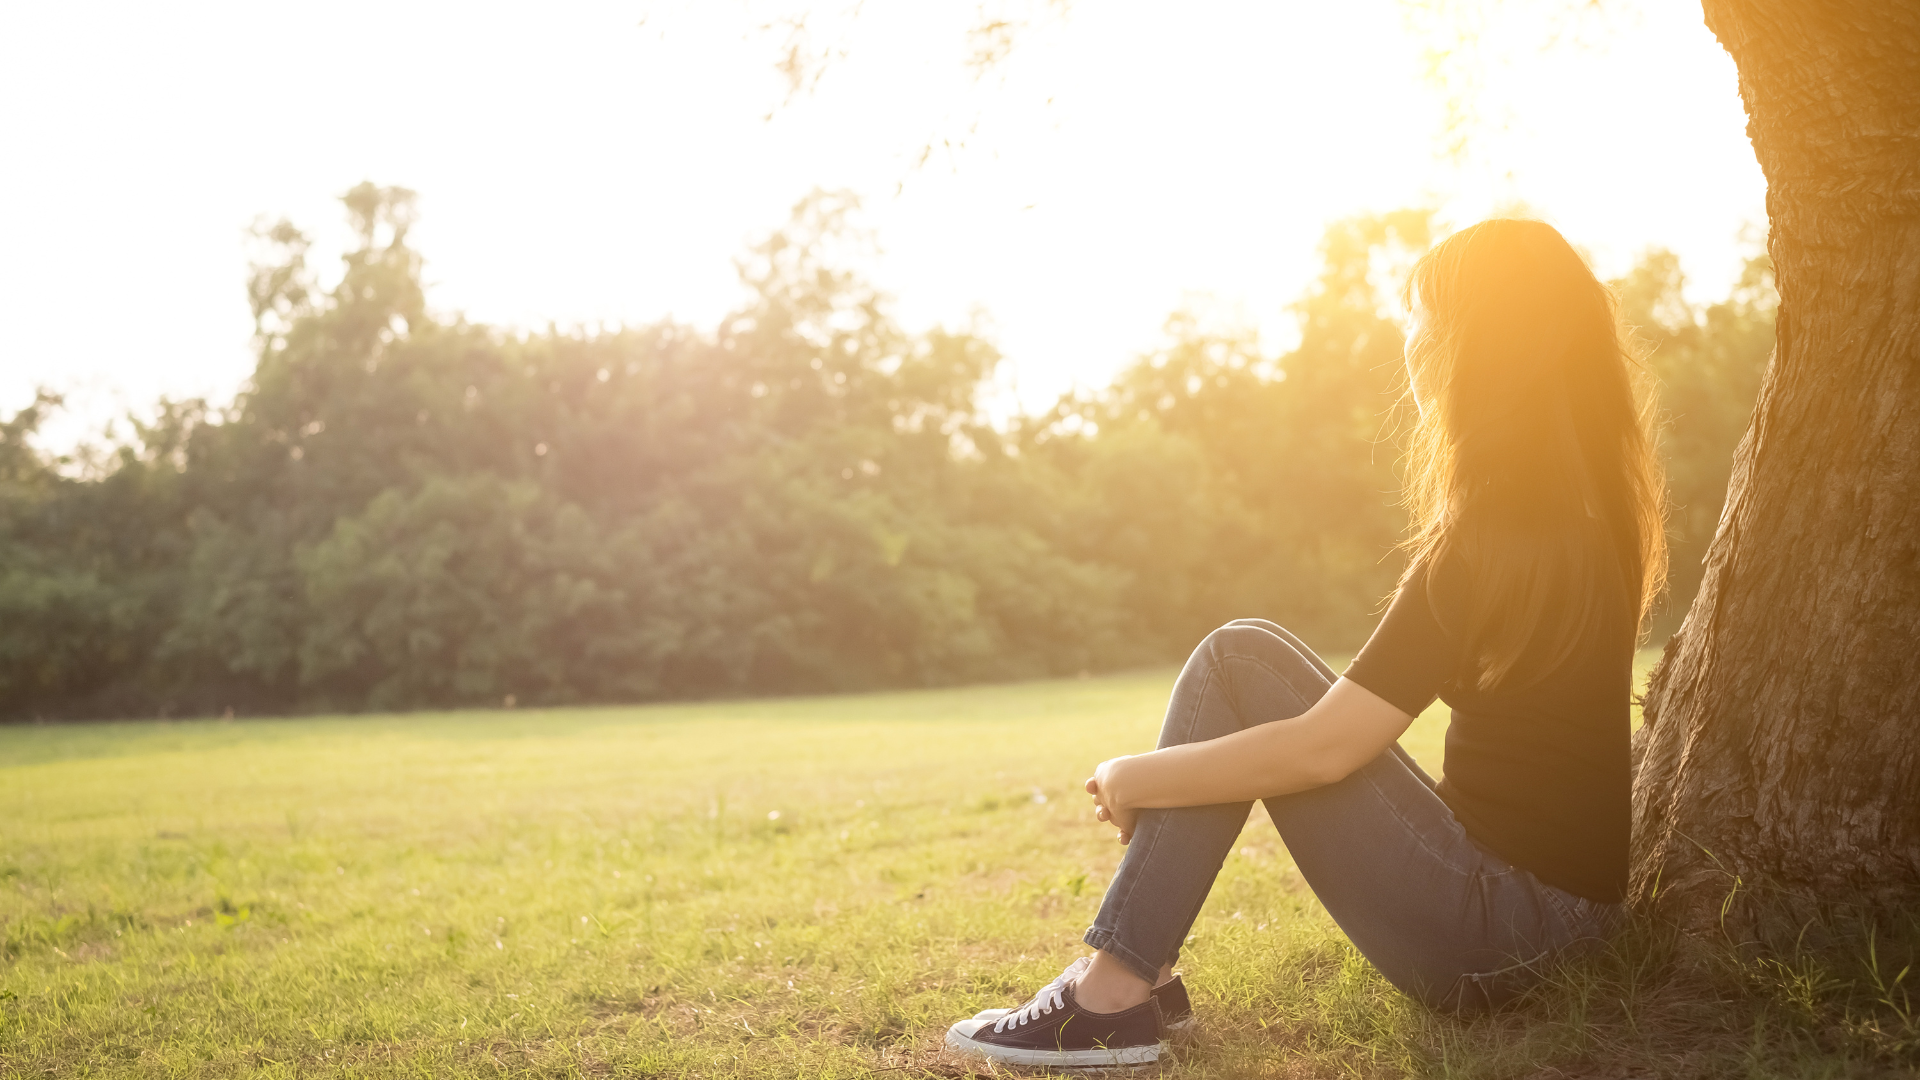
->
[0,0,1761,445]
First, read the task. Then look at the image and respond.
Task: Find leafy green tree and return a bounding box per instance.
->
[1610,249,1775,632]
[0,189,1769,720]
[0,394,203,716]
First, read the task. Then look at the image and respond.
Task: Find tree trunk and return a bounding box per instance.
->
[1632,1,1920,931]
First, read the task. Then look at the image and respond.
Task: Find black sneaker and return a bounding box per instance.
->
[946,976,1164,1067]
[1154,974,1195,1034]
[973,962,1195,1036]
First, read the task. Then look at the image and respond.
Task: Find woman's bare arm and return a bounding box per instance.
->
[1086,678,1416,842]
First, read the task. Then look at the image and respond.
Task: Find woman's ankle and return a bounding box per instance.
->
[1074,950,1154,1014]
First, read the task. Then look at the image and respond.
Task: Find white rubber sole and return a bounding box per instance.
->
[945,1019,1165,1067]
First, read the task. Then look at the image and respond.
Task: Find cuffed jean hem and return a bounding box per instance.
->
[1082,926,1163,985]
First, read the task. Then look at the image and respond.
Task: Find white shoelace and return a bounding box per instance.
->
[991,955,1091,1033]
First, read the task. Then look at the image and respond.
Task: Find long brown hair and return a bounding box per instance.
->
[1399,219,1667,690]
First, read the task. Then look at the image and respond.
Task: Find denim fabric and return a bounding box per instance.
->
[1083,619,1620,1012]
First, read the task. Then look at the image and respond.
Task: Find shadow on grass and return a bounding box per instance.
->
[1147,905,1920,1079]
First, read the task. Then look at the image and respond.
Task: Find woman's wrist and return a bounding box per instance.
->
[1103,754,1139,810]
[1111,744,1192,810]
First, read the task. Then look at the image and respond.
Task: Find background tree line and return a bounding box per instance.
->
[0,185,1772,720]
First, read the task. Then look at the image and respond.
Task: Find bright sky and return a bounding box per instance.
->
[0,1,1763,449]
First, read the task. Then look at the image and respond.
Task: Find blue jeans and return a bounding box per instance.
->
[1083,620,1619,1012]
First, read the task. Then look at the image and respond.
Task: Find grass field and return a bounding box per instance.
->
[3,650,1915,1078]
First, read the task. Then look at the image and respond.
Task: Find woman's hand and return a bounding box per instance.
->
[1086,756,1140,844]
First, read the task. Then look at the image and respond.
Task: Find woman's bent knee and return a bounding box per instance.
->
[1199,622,1319,679]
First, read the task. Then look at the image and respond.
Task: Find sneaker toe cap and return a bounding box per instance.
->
[947,1016,994,1040]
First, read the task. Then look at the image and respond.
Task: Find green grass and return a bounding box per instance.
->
[2,650,1914,1077]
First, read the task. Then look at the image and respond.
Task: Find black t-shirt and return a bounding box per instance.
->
[1343,554,1633,903]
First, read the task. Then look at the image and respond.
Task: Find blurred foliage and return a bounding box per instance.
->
[0,187,1770,719]
[1614,248,1776,633]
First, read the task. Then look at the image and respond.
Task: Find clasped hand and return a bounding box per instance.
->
[1085,755,1139,844]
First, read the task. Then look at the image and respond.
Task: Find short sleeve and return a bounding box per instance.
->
[1343,559,1466,715]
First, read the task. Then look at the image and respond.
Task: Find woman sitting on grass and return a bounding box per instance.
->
[946,218,1668,1068]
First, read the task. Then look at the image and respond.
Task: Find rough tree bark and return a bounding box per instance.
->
[1632,1,1920,930]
